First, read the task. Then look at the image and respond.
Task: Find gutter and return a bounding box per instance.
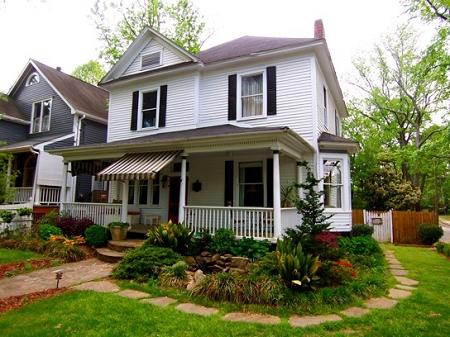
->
[0,114,30,125]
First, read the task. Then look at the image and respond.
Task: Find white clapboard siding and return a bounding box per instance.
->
[316,61,339,135]
[123,39,187,76]
[198,55,315,144]
[107,75,197,142]
[364,210,393,243]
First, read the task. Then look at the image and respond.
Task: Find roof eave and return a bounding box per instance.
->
[0,114,30,125]
[319,141,360,154]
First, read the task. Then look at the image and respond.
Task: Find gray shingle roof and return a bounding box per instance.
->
[0,94,26,121]
[318,132,358,144]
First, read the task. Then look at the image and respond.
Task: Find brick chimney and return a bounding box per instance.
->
[56,66,61,71]
[314,19,325,39]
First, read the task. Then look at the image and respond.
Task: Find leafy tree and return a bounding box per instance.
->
[284,161,332,245]
[71,60,106,85]
[346,24,449,208]
[91,0,207,66]
[403,0,449,23]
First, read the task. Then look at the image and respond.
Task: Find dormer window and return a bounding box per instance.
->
[26,72,40,86]
[141,52,161,70]
[31,99,51,133]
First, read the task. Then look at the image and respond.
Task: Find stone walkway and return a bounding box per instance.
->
[0,259,114,299]
[67,248,419,329]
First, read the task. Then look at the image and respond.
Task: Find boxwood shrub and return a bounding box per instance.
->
[85,225,109,247]
[418,224,443,245]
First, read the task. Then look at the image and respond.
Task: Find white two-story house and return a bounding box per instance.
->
[52,20,358,239]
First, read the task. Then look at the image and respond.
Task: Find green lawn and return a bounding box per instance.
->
[0,245,449,337]
[0,248,42,265]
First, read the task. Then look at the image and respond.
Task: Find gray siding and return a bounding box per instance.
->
[13,67,73,138]
[80,119,107,145]
[0,120,28,144]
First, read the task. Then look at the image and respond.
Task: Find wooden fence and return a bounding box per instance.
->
[352,209,438,244]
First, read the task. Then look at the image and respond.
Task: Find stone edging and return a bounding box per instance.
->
[72,249,418,328]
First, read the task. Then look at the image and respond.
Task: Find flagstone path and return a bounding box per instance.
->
[64,248,418,328]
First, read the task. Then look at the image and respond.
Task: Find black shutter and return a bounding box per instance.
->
[224,160,234,206]
[130,91,139,131]
[228,74,237,120]
[267,66,277,115]
[266,158,273,207]
[159,85,167,127]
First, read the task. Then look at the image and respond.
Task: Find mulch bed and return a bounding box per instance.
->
[0,288,69,313]
[0,259,53,279]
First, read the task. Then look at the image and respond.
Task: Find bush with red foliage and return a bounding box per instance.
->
[314,231,339,248]
[56,216,94,237]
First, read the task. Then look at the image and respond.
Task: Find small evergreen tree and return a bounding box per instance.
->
[284,161,332,245]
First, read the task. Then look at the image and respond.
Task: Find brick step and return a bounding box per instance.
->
[96,248,125,263]
[107,239,145,252]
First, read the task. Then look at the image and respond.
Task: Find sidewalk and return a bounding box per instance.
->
[0,259,113,299]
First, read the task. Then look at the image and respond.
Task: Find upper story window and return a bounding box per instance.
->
[26,72,40,86]
[335,110,341,136]
[141,52,161,70]
[239,71,266,119]
[323,159,342,209]
[323,86,328,128]
[140,89,159,129]
[31,99,51,133]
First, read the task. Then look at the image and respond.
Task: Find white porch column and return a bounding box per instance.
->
[273,150,282,238]
[121,180,129,223]
[60,163,68,209]
[296,161,302,199]
[6,156,12,188]
[178,155,188,223]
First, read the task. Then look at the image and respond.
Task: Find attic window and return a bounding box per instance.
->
[26,72,40,86]
[141,52,161,69]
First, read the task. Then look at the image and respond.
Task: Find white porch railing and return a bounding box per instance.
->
[61,202,122,226]
[12,187,33,204]
[184,206,274,239]
[39,187,61,205]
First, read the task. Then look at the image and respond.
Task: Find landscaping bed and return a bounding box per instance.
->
[0,288,68,313]
[0,257,54,279]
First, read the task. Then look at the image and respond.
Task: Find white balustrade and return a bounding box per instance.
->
[39,187,61,205]
[61,202,122,226]
[12,187,33,204]
[184,206,274,239]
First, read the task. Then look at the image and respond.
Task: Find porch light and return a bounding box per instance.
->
[192,180,202,192]
[55,270,63,288]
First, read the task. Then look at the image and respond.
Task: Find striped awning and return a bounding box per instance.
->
[97,151,181,181]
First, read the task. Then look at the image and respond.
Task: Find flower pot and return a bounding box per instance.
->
[110,227,123,241]
[120,227,128,240]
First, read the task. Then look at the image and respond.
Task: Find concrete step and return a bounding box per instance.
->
[96,248,125,263]
[107,239,145,252]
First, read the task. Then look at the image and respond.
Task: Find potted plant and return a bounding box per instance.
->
[0,210,15,224]
[108,222,129,241]
[17,208,33,217]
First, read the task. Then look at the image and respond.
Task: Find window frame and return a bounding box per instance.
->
[237,69,267,121]
[26,72,40,87]
[238,161,265,207]
[140,51,162,70]
[128,179,160,207]
[137,88,160,131]
[30,98,52,134]
[319,154,349,211]
[323,86,328,129]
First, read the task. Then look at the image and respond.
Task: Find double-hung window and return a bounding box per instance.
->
[140,90,158,129]
[323,160,343,208]
[128,176,160,206]
[31,99,51,133]
[239,161,264,207]
[239,72,265,118]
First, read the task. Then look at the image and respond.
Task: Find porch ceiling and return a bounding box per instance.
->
[48,125,314,161]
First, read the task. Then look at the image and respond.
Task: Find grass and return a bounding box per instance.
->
[439,215,450,222]
[0,246,449,336]
[0,248,42,265]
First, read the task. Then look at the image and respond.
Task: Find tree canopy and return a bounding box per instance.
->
[71,60,106,85]
[91,0,207,66]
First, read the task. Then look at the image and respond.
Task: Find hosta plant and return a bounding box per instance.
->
[146,221,193,254]
[276,238,320,289]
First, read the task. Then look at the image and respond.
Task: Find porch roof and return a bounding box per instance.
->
[318,132,360,153]
[97,151,180,181]
[0,133,72,153]
[48,125,314,160]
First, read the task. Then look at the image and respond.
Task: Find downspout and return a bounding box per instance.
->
[70,113,86,202]
[30,147,40,206]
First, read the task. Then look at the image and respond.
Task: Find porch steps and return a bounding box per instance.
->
[107,239,144,252]
[95,248,125,263]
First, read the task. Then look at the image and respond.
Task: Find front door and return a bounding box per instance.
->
[168,177,180,223]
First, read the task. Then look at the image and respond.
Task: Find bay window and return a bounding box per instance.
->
[323,160,343,208]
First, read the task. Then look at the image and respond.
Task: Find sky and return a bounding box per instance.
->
[0,0,432,94]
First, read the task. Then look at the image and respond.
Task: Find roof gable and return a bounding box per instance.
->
[101,27,199,84]
[9,60,109,123]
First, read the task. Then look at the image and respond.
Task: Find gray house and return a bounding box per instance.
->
[0,60,108,209]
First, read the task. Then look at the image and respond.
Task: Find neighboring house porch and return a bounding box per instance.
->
[52,125,354,239]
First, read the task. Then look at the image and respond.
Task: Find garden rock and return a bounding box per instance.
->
[222,312,281,325]
[141,296,177,307]
[186,269,205,291]
[184,256,196,266]
[117,289,150,299]
[388,288,412,299]
[230,257,250,270]
[340,307,370,317]
[394,276,419,286]
[289,314,342,328]
[364,297,397,309]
